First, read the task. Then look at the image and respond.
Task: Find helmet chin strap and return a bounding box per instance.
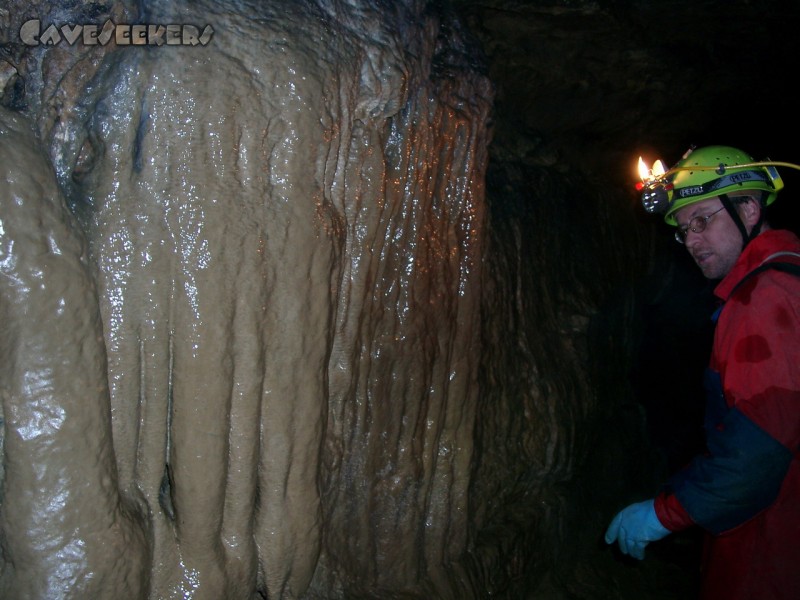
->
[718,192,764,249]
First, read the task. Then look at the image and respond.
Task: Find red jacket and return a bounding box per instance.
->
[654,229,800,600]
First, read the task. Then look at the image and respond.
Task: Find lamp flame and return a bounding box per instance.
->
[637,156,650,182]
[637,156,666,183]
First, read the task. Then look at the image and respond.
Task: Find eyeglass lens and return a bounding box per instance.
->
[675,206,724,244]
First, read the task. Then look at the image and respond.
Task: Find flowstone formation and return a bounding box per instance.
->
[1,1,494,598]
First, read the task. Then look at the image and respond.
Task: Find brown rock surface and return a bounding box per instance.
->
[2,1,493,598]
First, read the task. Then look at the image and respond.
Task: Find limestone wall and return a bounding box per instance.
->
[1,2,494,598]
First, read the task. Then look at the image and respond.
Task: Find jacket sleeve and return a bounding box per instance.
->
[658,407,792,534]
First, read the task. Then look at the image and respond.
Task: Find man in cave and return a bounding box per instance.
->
[604,145,800,600]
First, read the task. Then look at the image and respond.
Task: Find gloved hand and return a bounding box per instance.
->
[604,499,670,560]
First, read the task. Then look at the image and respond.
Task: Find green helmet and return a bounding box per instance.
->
[662,145,783,225]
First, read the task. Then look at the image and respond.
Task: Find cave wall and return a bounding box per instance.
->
[1,1,683,599]
[2,1,496,598]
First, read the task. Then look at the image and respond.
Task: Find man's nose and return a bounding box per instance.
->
[684,229,701,248]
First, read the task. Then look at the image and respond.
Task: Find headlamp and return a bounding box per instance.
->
[636,156,673,214]
[641,182,672,214]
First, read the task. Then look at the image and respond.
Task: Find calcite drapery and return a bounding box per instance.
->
[1,1,492,598]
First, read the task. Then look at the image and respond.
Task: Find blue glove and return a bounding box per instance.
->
[604,499,670,560]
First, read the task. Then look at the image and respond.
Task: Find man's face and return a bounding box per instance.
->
[674,196,745,279]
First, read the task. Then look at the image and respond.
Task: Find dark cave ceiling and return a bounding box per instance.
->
[451,0,800,225]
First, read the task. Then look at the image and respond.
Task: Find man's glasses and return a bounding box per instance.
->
[675,206,726,244]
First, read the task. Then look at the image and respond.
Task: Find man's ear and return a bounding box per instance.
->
[739,196,763,226]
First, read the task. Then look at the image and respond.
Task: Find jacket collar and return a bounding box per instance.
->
[714,229,800,301]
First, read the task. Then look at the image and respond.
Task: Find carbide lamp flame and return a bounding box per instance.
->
[638,156,650,182]
[636,155,671,214]
[637,157,665,183]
